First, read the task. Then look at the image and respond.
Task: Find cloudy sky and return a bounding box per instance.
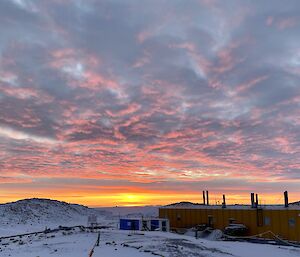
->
[0,0,299,206]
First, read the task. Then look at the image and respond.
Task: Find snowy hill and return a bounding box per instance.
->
[0,198,110,228]
[97,206,159,218]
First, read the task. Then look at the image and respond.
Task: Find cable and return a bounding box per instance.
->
[224,230,300,248]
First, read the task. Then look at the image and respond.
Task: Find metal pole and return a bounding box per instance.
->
[96,231,100,247]
[255,194,258,208]
[206,191,209,205]
[284,191,289,208]
[222,194,226,208]
[251,193,255,208]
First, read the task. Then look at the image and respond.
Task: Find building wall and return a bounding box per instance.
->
[119,219,141,230]
[159,208,300,242]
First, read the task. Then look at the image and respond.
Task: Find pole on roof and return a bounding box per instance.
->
[206,191,209,205]
[222,194,226,208]
[255,194,259,208]
[284,191,289,208]
[203,191,206,205]
[251,193,255,208]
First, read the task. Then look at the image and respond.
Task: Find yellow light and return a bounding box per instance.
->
[124,194,137,201]
[118,193,146,206]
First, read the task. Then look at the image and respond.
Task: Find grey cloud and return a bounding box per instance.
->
[0,0,300,196]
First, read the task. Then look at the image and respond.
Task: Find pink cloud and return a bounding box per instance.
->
[50,48,119,91]
[0,176,32,184]
[107,103,141,117]
[236,75,269,93]
[266,16,274,26]
[277,17,298,30]
[274,137,294,154]
[132,51,151,68]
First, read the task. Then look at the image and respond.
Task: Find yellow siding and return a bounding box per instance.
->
[288,210,297,241]
[159,207,300,242]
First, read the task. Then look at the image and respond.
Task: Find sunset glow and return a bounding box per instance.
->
[0,0,300,207]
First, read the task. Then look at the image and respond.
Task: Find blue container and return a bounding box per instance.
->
[120,219,140,230]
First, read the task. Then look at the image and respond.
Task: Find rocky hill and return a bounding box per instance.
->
[0,198,110,227]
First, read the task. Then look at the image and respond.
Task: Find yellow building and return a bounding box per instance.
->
[159,202,300,242]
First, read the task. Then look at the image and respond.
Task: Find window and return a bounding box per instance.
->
[176,214,181,221]
[162,221,167,232]
[288,218,296,227]
[208,215,213,227]
[264,216,271,226]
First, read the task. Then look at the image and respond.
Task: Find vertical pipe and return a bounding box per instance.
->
[222,194,226,208]
[203,191,206,205]
[251,193,255,208]
[206,191,209,205]
[284,191,289,208]
[255,194,258,208]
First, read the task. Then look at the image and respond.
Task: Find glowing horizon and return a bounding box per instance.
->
[0,191,298,208]
[0,0,300,206]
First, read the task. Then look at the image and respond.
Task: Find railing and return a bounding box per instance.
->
[0,225,108,257]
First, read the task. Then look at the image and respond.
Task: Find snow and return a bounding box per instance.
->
[0,198,299,257]
[1,228,299,257]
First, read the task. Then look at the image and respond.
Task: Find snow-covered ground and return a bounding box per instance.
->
[0,199,299,257]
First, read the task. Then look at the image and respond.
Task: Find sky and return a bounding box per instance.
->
[0,0,300,207]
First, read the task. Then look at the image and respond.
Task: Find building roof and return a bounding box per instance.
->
[160,201,300,210]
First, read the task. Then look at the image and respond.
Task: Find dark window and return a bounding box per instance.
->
[289,218,296,227]
[177,214,181,221]
[162,221,167,232]
[264,216,271,226]
[208,215,213,227]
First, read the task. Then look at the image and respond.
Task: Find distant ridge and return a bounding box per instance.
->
[165,201,203,207]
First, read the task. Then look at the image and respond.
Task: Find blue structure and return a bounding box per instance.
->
[119,217,169,231]
[150,220,160,230]
[119,218,140,230]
